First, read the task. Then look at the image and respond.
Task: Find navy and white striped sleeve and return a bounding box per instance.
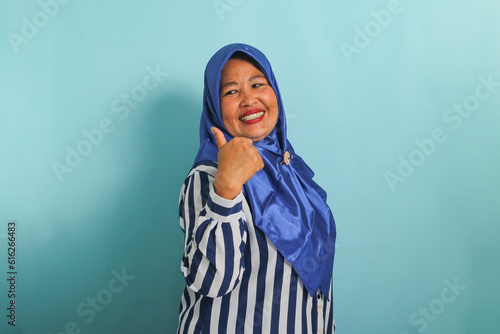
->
[179,162,248,298]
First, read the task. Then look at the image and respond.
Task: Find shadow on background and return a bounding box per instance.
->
[119,87,201,332]
[71,86,202,333]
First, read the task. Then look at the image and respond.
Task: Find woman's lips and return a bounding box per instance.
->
[239,110,265,124]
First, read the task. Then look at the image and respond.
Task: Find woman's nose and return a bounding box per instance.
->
[239,87,255,107]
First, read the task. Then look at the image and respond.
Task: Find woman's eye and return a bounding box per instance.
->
[224,89,237,96]
[252,83,264,88]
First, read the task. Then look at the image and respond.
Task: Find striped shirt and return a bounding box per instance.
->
[177,161,335,334]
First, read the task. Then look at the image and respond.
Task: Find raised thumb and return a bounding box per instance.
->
[211,127,227,149]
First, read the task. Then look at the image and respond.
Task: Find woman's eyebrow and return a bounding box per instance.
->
[249,74,266,82]
[220,81,237,92]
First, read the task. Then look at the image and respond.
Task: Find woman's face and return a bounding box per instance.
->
[219,58,279,142]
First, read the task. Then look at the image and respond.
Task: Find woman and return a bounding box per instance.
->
[177,43,336,333]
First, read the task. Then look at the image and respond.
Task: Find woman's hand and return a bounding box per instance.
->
[212,127,264,200]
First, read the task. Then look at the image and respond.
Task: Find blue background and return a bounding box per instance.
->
[1,0,499,333]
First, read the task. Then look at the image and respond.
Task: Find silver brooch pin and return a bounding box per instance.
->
[281,151,292,165]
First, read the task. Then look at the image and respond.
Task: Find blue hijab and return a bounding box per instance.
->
[194,43,336,298]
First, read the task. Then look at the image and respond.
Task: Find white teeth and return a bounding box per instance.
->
[240,111,264,121]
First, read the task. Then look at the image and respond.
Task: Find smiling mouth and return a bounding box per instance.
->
[240,111,264,122]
